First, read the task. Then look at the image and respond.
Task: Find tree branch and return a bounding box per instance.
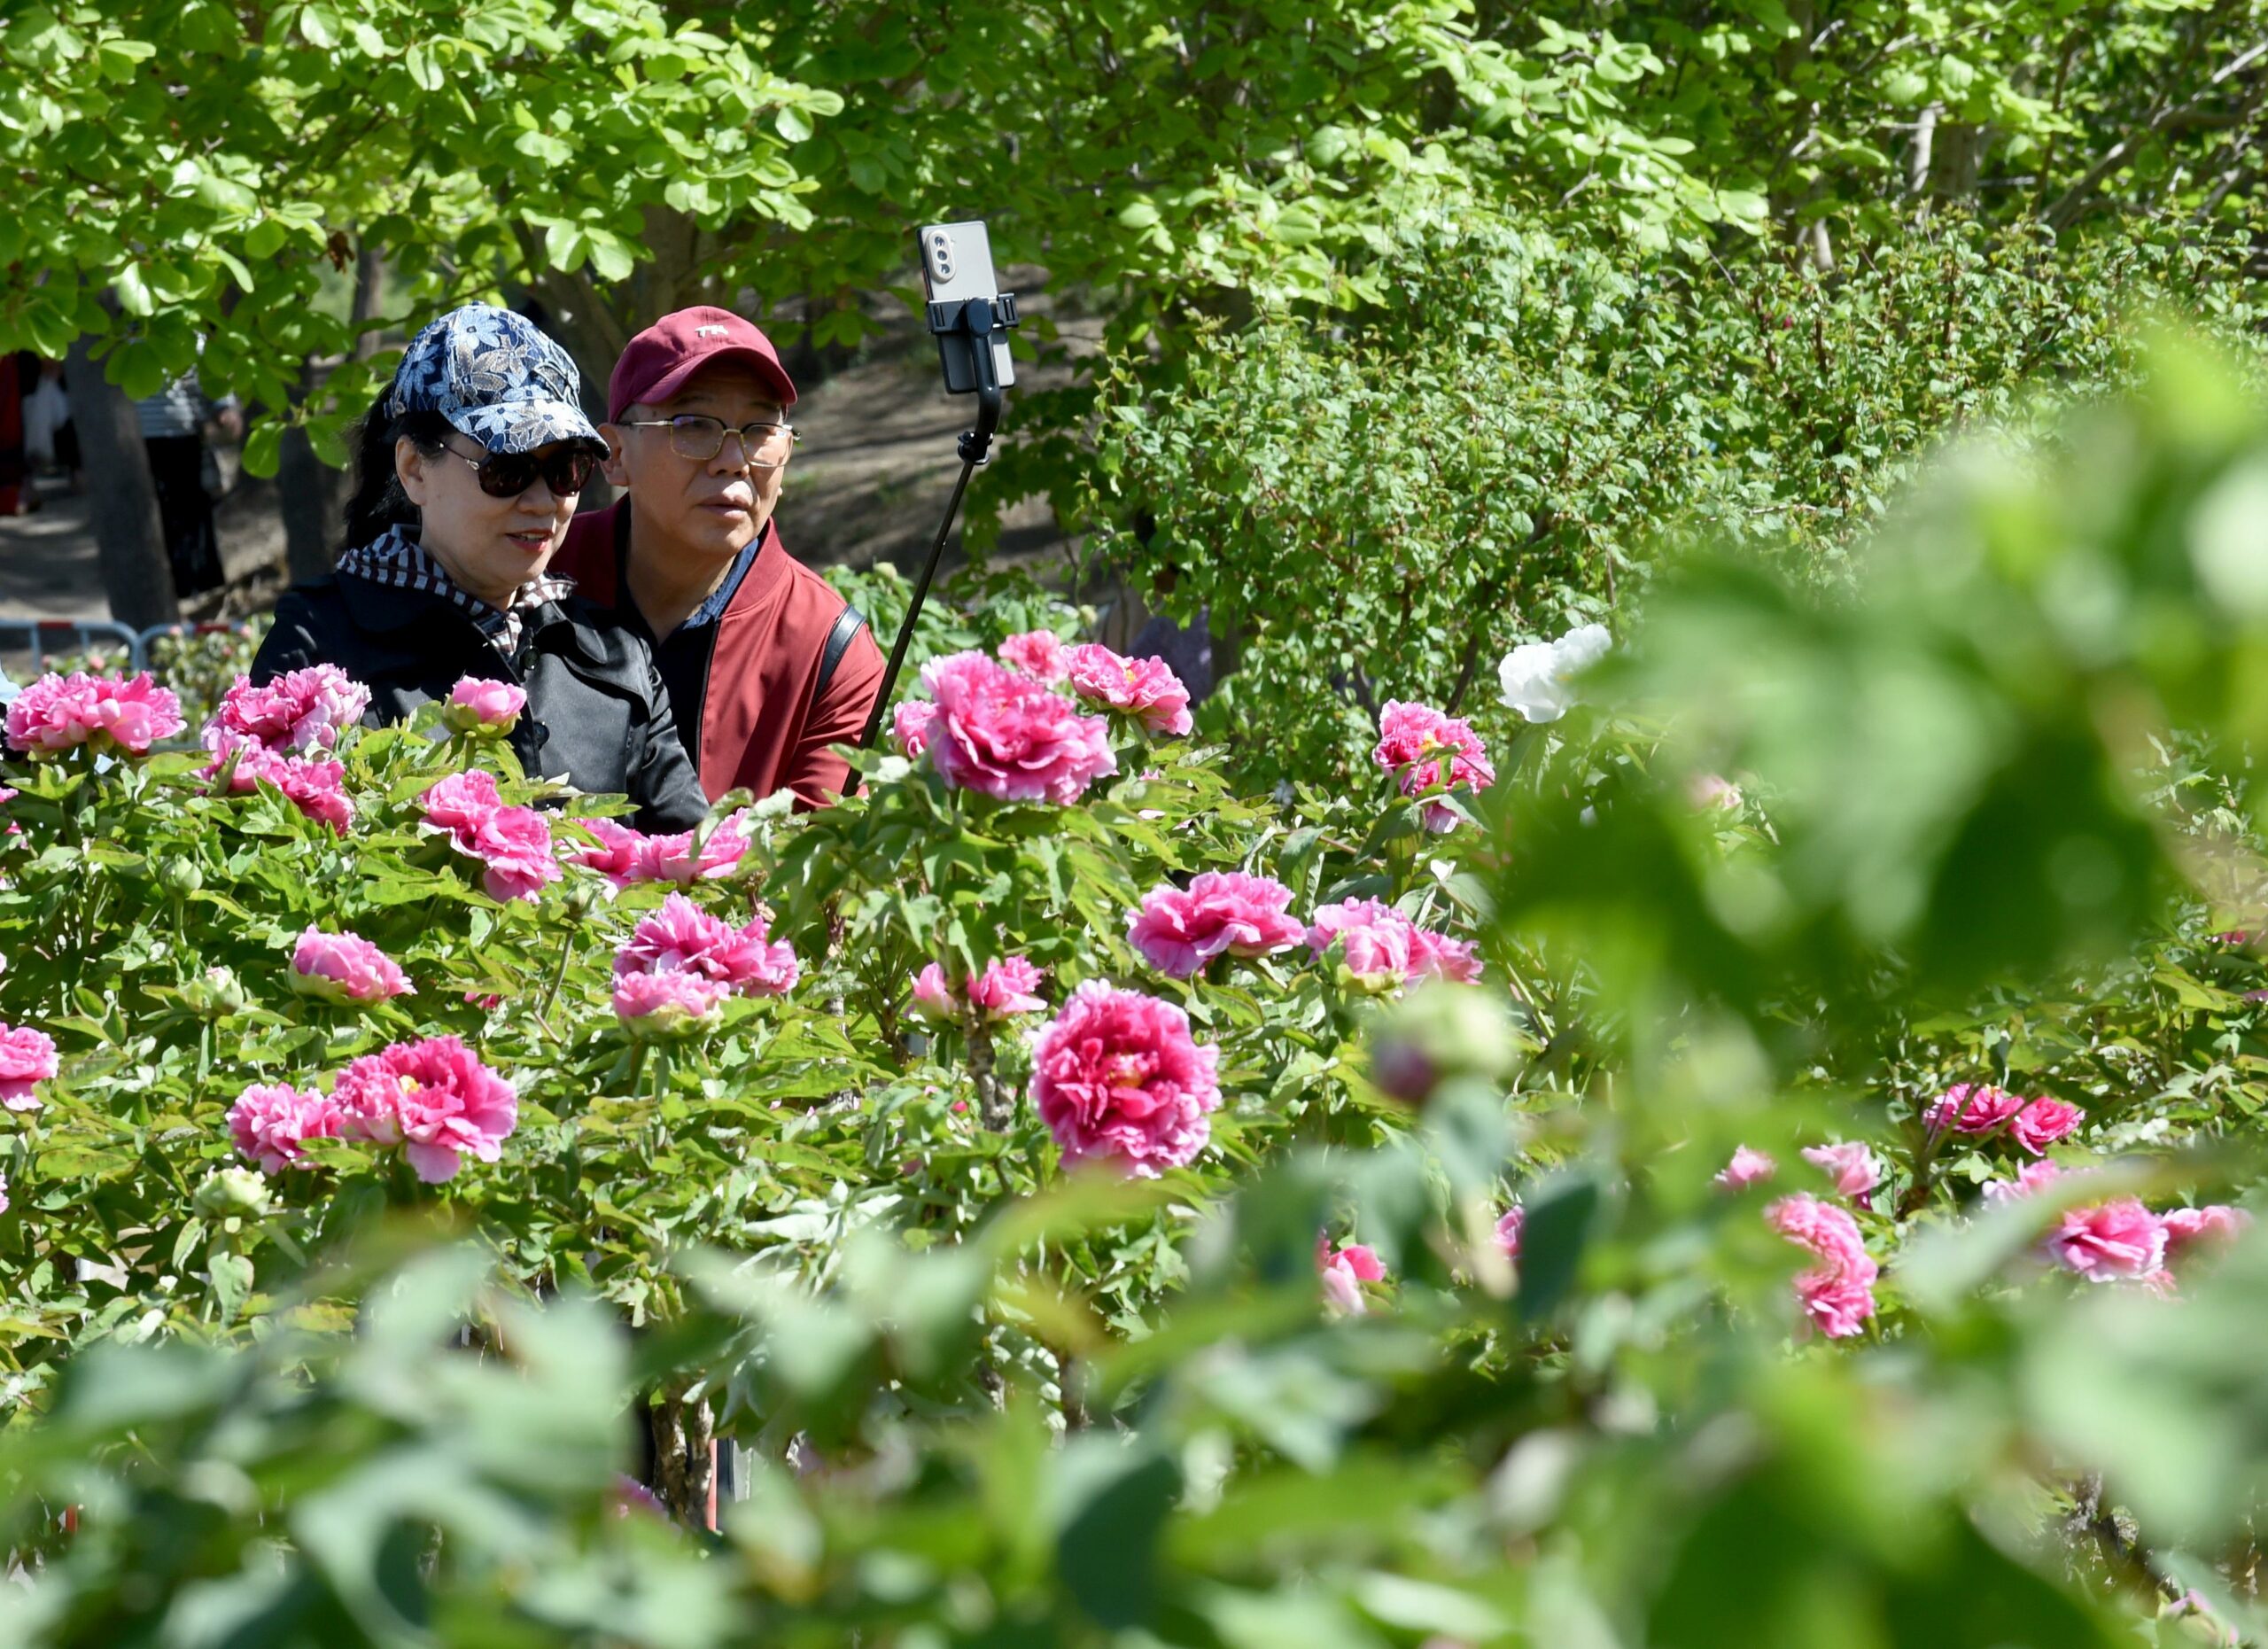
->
[2044,30,2268,229]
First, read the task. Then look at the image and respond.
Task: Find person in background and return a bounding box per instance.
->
[252,304,707,831]
[23,356,77,492]
[549,307,883,809]
[136,367,239,599]
[0,351,23,517]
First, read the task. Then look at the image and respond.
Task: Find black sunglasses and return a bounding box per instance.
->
[439,436,602,500]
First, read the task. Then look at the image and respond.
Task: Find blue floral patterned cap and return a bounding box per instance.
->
[384,304,602,455]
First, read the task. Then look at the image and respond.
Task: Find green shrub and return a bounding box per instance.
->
[1085,210,2263,787]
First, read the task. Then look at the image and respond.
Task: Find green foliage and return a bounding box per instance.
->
[14,342,2268,1645]
[1472,1,2268,240]
[1087,210,2264,787]
[0,0,837,460]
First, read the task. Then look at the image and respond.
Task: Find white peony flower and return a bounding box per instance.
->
[1497,623,1612,722]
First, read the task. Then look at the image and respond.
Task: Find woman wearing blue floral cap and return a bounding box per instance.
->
[252,304,708,830]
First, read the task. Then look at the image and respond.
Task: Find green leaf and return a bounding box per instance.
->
[241,420,284,479]
[113,264,153,318]
[585,231,635,284]
[1054,1442,1180,1630]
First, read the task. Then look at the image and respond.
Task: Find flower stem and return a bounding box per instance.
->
[534,930,573,1039]
[970,1020,1011,1132]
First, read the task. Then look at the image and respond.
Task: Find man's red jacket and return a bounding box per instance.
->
[553,500,884,808]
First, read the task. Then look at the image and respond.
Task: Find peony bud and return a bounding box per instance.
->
[193,1166,271,1218]
[187,966,251,1018]
[441,677,527,735]
[1369,983,1518,1103]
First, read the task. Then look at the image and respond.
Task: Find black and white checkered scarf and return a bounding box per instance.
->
[335,525,574,657]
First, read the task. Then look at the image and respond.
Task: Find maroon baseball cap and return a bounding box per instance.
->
[606,306,797,423]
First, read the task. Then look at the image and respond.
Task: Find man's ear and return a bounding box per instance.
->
[598,422,632,489]
[395,436,432,508]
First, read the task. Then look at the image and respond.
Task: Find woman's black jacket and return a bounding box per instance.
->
[251,571,709,832]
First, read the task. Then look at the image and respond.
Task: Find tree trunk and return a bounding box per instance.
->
[276,358,340,585]
[63,333,179,629]
[352,244,384,357]
[650,1374,715,1527]
[278,244,388,581]
[1908,103,1940,196]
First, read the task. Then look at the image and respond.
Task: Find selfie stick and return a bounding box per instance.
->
[859,289,1020,749]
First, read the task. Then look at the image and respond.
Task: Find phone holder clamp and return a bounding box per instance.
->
[859,276,1023,750]
[928,292,1019,465]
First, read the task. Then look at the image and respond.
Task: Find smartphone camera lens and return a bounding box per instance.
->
[925,229,957,283]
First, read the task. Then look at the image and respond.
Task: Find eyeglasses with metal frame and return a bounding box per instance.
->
[618,415,798,470]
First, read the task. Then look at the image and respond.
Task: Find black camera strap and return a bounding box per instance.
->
[813,603,866,705]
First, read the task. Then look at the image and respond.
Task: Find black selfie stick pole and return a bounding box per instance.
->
[861,293,1013,749]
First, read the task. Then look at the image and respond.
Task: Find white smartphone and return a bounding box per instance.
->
[918,220,1016,393]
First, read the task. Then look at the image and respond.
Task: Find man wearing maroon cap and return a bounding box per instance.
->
[550,306,884,809]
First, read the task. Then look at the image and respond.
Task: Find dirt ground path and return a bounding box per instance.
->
[0,324,1079,631]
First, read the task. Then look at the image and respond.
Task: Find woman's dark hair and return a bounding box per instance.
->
[338,398,454,554]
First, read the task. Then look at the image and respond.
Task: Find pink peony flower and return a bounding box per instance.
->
[6,671,184,756]
[1686,773,1743,812]
[1715,1146,1777,1191]
[910,961,956,1020]
[2047,1198,2167,1282]
[968,956,1047,1017]
[1801,1142,1883,1206]
[1029,981,1221,1177]
[573,813,749,891]
[1982,1159,2067,1203]
[643,812,751,884]
[574,818,649,889]
[1922,1082,2024,1138]
[1372,700,1494,831]
[421,767,504,835]
[1308,898,1480,990]
[227,1081,348,1174]
[333,1034,518,1184]
[998,630,1069,683]
[1495,1203,1525,1262]
[614,892,798,996]
[920,651,1117,805]
[891,700,938,759]
[205,733,356,836]
[470,804,562,902]
[208,665,369,755]
[1061,644,1194,736]
[1317,1232,1388,1314]
[2162,1204,2250,1262]
[444,676,527,732]
[291,927,413,1004]
[1766,1193,1878,1340]
[1406,926,1483,984]
[0,1024,58,1111]
[1127,872,1308,978]
[2008,1096,2083,1155]
[418,770,560,902]
[910,956,1048,1021]
[613,968,730,1032]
